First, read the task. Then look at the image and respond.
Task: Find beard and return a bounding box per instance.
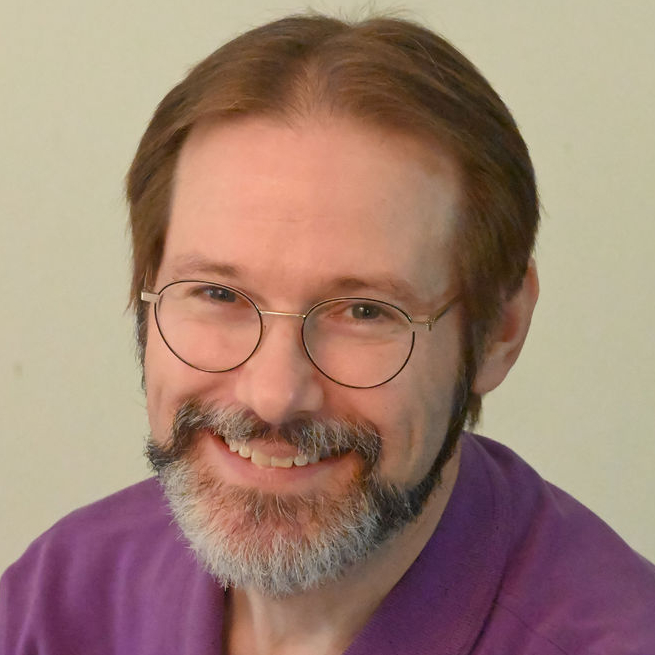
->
[146,375,468,598]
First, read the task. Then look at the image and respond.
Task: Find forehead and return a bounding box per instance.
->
[163,115,461,306]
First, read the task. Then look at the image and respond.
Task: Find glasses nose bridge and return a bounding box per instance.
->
[258,309,307,322]
[254,308,312,370]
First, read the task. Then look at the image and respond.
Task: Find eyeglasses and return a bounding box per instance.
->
[141,280,459,389]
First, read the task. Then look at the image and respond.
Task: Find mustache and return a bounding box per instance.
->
[146,399,382,474]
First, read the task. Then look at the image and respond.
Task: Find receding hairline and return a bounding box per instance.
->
[171,110,465,272]
[179,108,463,185]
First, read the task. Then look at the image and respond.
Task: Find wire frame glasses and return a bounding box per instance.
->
[141,280,458,389]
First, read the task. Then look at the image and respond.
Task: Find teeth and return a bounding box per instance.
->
[251,450,271,467]
[225,438,322,469]
[270,456,294,469]
[293,453,309,467]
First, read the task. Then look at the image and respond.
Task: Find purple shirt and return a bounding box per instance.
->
[2,434,654,654]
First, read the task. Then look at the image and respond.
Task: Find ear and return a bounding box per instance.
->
[472,258,539,395]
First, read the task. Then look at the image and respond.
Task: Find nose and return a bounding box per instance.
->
[234,315,324,426]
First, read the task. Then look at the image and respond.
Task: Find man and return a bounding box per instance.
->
[1,13,653,655]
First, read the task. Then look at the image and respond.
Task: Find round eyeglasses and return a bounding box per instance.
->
[141,280,459,389]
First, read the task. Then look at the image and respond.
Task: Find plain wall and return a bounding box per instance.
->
[1,0,654,573]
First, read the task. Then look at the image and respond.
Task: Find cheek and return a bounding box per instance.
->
[143,323,177,443]
[375,388,453,485]
[144,319,219,443]
[144,313,254,445]
[372,338,461,485]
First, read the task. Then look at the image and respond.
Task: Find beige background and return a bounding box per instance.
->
[1,0,654,573]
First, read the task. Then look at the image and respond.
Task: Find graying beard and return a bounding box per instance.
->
[158,457,421,597]
[147,401,454,597]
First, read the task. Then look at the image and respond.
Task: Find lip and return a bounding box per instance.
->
[195,429,361,494]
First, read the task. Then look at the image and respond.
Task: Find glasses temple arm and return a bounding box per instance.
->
[411,295,461,331]
[141,291,160,304]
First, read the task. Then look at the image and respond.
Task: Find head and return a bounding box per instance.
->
[127,14,538,418]
[126,14,539,595]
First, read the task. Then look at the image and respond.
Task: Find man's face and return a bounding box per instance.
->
[144,115,464,592]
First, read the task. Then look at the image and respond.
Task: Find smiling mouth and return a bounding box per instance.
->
[220,435,339,469]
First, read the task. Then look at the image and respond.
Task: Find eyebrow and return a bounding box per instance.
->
[165,254,430,310]
[323,276,426,309]
[166,254,242,282]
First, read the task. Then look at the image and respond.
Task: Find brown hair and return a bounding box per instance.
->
[126,14,539,425]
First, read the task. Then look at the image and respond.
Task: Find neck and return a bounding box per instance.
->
[224,443,461,655]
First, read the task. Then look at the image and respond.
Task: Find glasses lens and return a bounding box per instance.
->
[155,281,261,372]
[303,298,414,388]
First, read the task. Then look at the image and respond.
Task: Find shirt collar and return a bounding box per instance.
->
[343,433,511,655]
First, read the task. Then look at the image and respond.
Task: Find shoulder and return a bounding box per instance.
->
[465,434,655,654]
[3,478,176,579]
[0,479,214,654]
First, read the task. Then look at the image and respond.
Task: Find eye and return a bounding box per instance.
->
[200,285,237,302]
[350,303,383,320]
